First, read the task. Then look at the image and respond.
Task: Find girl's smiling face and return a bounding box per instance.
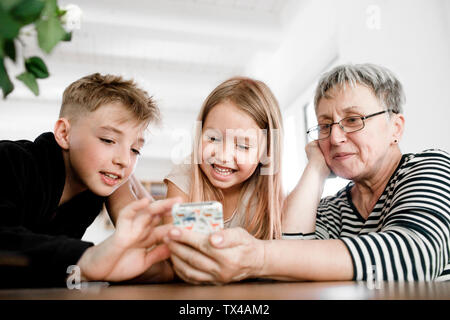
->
[199,101,264,192]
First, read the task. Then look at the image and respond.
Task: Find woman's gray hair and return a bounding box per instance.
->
[314,63,405,113]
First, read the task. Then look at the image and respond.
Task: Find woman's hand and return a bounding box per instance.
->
[166,227,265,285]
[281,141,331,233]
[305,140,330,178]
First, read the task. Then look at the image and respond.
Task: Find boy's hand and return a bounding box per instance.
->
[77,197,181,282]
[113,198,177,250]
[104,224,174,282]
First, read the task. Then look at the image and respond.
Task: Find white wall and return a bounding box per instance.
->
[336,0,450,153]
[247,0,450,194]
[2,1,448,190]
[0,99,59,140]
[134,157,174,182]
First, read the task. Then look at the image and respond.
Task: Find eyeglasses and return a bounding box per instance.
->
[306,109,397,141]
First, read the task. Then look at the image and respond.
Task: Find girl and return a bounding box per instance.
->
[165,77,284,240]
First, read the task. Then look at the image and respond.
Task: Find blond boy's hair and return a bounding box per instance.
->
[60,73,159,124]
[190,76,285,240]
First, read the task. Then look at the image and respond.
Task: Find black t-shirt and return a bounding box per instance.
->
[0,132,106,287]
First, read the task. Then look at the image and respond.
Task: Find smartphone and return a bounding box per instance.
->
[171,201,224,234]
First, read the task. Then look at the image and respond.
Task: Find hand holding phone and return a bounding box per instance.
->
[171,201,224,234]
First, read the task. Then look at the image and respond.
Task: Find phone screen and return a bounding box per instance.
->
[172,201,224,234]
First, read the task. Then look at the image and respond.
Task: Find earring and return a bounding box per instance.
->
[394,139,398,144]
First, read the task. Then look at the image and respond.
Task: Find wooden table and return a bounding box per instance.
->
[0,280,449,300]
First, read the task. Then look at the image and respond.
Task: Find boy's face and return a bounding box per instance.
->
[64,102,146,197]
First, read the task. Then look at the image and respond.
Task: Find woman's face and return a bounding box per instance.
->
[316,84,401,181]
[199,101,264,192]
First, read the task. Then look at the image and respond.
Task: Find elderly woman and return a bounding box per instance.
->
[165,63,450,283]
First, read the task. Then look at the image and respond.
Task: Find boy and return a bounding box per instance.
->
[0,73,179,287]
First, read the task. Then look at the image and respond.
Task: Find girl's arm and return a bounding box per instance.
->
[106,175,154,225]
[282,141,330,234]
[163,180,189,224]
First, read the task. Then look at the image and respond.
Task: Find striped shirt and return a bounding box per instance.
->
[283,149,450,281]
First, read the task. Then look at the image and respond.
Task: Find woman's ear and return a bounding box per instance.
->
[391,113,405,144]
[54,118,71,150]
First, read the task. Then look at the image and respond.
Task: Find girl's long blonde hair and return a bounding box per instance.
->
[189,77,284,240]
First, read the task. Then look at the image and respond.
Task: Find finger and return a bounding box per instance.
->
[166,227,210,253]
[171,253,215,284]
[148,197,183,217]
[144,244,171,268]
[167,239,217,273]
[139,210,166,233]
[131,197,180,231]
[208,227,248,249]
[149,215,161,228]
[135,210,161,231]
[120,198,151,220]
[142,224,173,248]
[134,208,154,226]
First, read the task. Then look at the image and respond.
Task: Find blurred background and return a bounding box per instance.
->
[1,0,449,242]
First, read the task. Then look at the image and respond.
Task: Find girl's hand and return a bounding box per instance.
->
[166,227,265,285]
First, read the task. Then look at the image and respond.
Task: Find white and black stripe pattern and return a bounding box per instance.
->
[282,149,450,281]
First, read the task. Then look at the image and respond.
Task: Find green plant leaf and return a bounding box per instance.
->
[11,0,45,25]
[16,71,39,95]
[56,8,67,18]
[36,16,65,53]
[0,37,4,58]
[25,56,49,79]
[4,39,16,62]
[0,6,21,39]
[0,59,14,98]
[0,0,21,11]
[40,0,57,19]
[62,31,72,42]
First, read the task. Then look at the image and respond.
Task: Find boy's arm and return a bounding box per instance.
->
[77,198,181,282]
[0,141,94,287]
[106,175,154,225]
[0,198,179,287]
[282,141,330,234]
[0,224,94,288]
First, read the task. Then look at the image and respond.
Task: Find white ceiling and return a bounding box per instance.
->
[1,0,309,178]
[5,0,301,104]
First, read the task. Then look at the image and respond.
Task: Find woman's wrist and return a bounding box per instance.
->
[252,239,270,278]
[306,160,330,181]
